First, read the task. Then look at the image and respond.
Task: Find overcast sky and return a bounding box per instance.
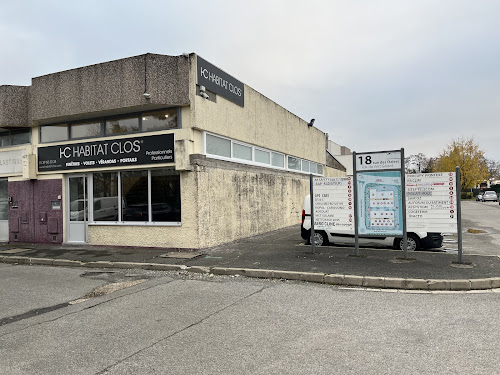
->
[1,0,499,161]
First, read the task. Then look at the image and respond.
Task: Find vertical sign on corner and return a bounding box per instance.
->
[197,56,245,107]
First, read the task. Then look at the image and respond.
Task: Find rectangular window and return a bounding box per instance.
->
[92,172,119,221]
[233,143,252,161]
[310,163,318,174]
[287,156,301,171]
[40,124,68,143]
[11,129,31,145]
[71,120,102,139]
[302,160,310,172]
[206,134,231,158]
[271,152,285,168]
[255,149,270,164]
[0,132,11,147]
[121,170,149,222]
[317,164,324,175]
[142,109,178,132]
[106,115,139,135]
[151,169,181,222]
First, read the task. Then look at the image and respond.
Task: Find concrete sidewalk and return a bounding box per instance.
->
[1,225,500,291]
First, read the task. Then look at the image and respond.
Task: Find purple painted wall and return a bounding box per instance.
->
[9,179,63,243]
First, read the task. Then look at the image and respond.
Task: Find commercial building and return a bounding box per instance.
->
[0,53,344,248]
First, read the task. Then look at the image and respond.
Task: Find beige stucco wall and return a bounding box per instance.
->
[193,156,309,248]
[324,166,347,178]
[189,55,326,165]
[87,170,199,248]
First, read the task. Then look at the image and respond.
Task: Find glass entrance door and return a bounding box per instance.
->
[67,175,88,243]
[0,179,8,242]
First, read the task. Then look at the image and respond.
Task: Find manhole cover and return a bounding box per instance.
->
[160,252,202,259]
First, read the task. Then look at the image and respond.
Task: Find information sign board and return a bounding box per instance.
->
[356,171,403,236]
[405,172,457,233]
[313,177,353,232]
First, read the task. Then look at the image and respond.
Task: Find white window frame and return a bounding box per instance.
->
[87,169,182,227]
[203,132,324,176]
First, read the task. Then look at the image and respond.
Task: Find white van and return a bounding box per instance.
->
[301,195,443,250]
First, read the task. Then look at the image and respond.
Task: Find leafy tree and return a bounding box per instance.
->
[487,159,500,180]
[434,138,489,190]
[405,153,430,173]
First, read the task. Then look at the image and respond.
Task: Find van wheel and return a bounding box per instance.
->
[311,231,328,246]
[394,234,420,251]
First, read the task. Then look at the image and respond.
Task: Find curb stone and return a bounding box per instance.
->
[2,256,500,291]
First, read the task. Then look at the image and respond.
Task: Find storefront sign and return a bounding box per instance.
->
[313,177,354,232]
[197,56,245,107]
[356,171,404,236]
[0,149,25,174]
[406,172,458,233]
[38,133,174,172]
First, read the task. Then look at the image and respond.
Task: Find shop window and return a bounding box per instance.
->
[142,109,178,132]
[91,169,180,224]
[40,124,69,143]
[106,115,139,135]
[271,152,285,168]
[121,170,149,222]
[92,172,119,221]
[206,134,231,158]
[255,149,270,164]
[233,143,252,161]
[151,169,181,222]
[287,156,301,171]
[71,120,102,139]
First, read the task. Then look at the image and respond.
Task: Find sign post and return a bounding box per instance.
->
[310,174,316,254]
[456,166,463,264]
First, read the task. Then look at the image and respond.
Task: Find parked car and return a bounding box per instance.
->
[301,195,443,250]
[482,191,498,202]
[476,192,484,201]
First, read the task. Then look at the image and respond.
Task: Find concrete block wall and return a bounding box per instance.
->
[30,54,190,124]
[0,85,29,127]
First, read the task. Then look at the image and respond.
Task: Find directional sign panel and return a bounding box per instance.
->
[405,172,458,233]
[313,177,354,232]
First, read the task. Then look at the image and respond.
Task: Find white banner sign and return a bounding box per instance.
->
[406,172,457,233]
[313,177,354,232]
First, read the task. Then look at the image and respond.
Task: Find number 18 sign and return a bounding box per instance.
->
[356,151,402,171]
